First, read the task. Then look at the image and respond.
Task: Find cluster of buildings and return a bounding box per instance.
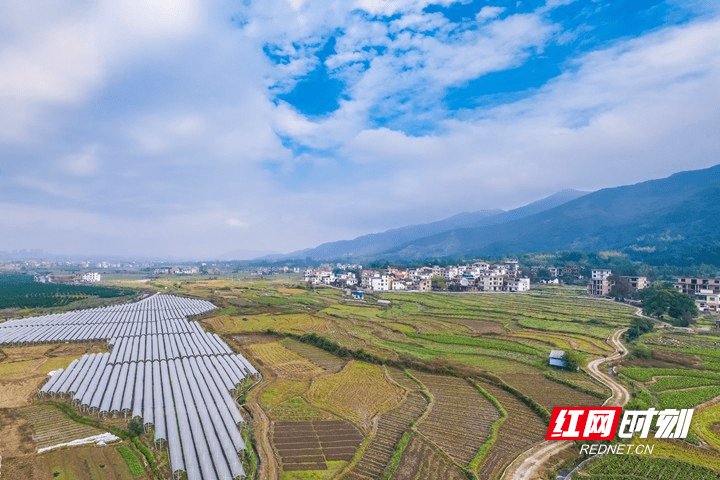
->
[304,260,531,293]
[676,277,720,312]
[586,270,720,314]
[34,272,102,284]
[153,266,201,275]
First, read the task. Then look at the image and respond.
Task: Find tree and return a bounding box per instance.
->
[609,273,631,299]
[639,282,699,326]
[625,316,654,342]
[535,268,552,281]
[562,350,581,371]
[127,418,144,437]
[430,275,447,290]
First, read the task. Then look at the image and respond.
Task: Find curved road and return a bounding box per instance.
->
[502,327,630,480]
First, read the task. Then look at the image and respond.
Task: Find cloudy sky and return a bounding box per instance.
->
[2,0,719,259]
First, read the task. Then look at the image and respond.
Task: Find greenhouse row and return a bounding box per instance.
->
[5,294,257,480]
[0,294,216,345]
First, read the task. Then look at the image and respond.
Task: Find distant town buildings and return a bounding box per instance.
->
[303,260,531,293]
[35,271,102,284]
[695,290,719,312]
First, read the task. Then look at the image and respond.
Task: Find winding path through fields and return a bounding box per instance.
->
[501,327,629,480]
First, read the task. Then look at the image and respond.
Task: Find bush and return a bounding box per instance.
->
[630,344,652,359]
[127,418,144,437]
[117,445,144,476]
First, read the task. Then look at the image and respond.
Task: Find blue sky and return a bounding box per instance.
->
[1,0,719,259]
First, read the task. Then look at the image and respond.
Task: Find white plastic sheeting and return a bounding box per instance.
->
[3,294,254,480]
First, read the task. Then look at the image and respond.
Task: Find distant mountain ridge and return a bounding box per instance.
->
[380,164,720,265]
[275,189,588,262]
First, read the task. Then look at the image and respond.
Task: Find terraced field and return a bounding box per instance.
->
[391,434,466,480]
[581,454,720,479]
[341,368,428,480]
[475,382,547,480]
[273,420,364,471]
[246,341,323,377]
[281,338,347,372]
[414,372,500,466]
[20,403,106,450]
[502,373,602,411]
[308,361,405,432]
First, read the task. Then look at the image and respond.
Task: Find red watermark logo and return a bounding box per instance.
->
[546,407,621,440]
[546,407,694,441]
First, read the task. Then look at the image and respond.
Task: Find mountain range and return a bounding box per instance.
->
[273,164,720,266]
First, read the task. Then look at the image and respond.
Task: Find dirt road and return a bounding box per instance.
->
[501,327,629,480]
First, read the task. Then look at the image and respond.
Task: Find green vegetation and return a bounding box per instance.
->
[381,431,413,480]
[469,383,507,472]
[0,273,137,311]
[693,402,720,451]
[127,418,144,437]
[117,445,144,476]
[583,454,720,479]
[407,333,540,355]
[639,282,699,326]
[625,316,654,343]
[658,386,720,410]
[621,367,720,382]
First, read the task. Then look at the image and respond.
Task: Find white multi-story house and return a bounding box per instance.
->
[588,269,613,296]
[370,275,391,291]
[506,277,530,292]
[479,274,504,292]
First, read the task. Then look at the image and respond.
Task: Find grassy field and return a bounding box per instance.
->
[694,402,720,451]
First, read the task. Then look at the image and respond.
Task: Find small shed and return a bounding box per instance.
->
[549,350,567,368]
[351,291,365,300]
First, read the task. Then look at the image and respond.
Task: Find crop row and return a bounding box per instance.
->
[583,454,720,479]
[414,372,499,466]
[391,434,465,480]
[647,376,720,392]
[342,368,428,479]
[621,367,720,382]
[476,382,547,480]
[658,386,720,410]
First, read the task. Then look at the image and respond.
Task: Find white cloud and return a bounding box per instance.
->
[476,6,506,21]
[62,146,100,177]
[226,218,249,228]
[2,0,719,257]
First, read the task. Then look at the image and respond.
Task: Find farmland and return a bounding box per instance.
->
[0,273,139,314]
[2,276,720,479]
[194,280,720,478]
[581,455,720,479]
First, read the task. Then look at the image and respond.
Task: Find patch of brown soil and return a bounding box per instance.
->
[231,333,278,345]
[0,377,46,408]
[651,349,701,367]
[0,408,36,456]
[710,422,720,434]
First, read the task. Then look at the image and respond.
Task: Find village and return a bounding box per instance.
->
[303,260,531,293]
